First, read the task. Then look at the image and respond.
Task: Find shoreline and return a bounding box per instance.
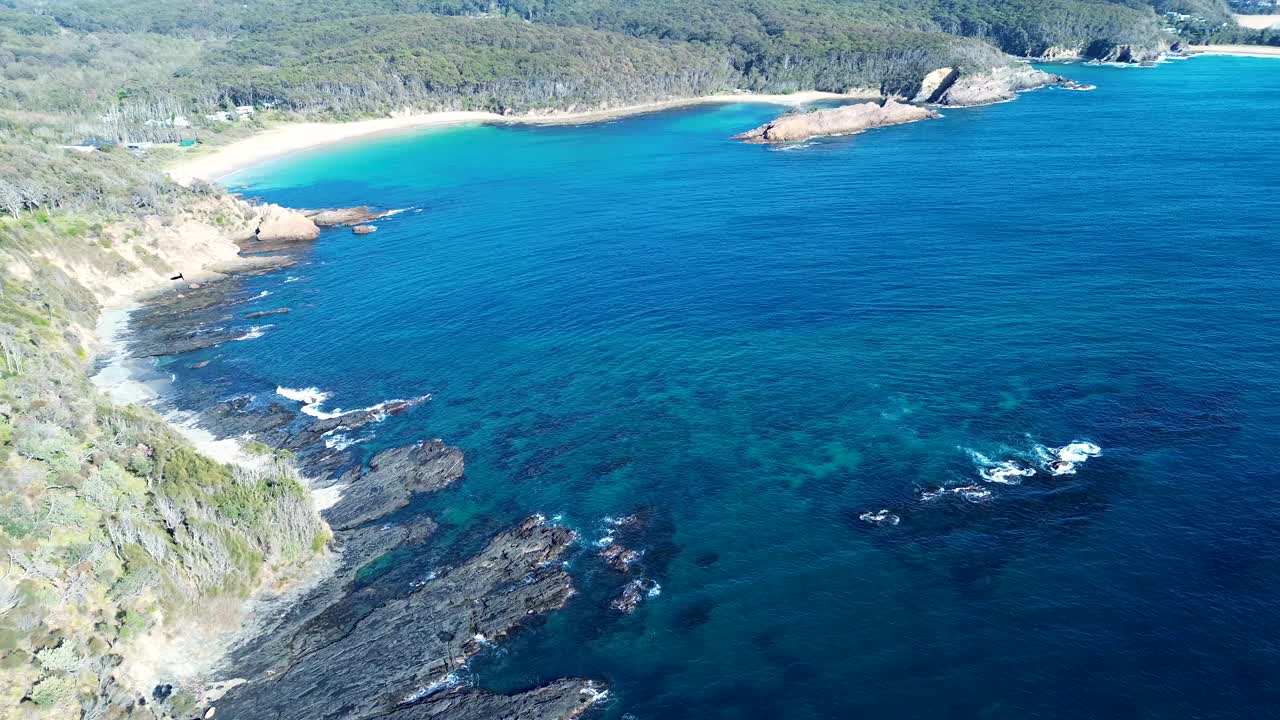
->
[169,91,870,185]
[1185,44,1280,59]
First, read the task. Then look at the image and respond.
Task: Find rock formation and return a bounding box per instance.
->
[253,204,320,243]
[934,65,1062,106]
[352,224,377,234]
[244,307,290,318]
[304,206,393,227]
[325,440,464,530]
[913,67,960,104]
[212,517,580,720]
[734,99,938,143]
[380,680,608,720]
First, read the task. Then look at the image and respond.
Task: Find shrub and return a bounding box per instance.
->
[35,641,83,673]
[28,673,75,707]
[11,419,72,462]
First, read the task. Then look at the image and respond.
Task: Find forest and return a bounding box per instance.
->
[0,0,1191,141]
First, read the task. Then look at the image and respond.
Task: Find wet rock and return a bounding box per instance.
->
[203,398,296,445]
[189,360,212,369]
[324,440,464,530]
[304,207,392,227]
[352,225,377,235]
[598,544,641,572]
[381,679,607,720]
[244,307,290,319]
[131,325,243,357]
[611,577,659,614]
[215,517,578,720]
[735,99,937,143]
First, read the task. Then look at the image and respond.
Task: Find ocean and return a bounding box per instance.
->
[147,57,1280,719]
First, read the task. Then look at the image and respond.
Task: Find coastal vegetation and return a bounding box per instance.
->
[2,0,1187,141]
[0,198,325,717]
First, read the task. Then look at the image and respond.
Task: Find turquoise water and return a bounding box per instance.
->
[179,57,1279,718]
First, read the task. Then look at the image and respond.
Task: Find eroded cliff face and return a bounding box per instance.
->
[734,99,939,143]
[20,195,322,313]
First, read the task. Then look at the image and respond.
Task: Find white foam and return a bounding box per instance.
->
[275,386,431,420]
[401,672,463,703]
[283,276,301,283]
[859,509,900,526]
[323,433,371,451]
[580,684,609,704]
[980,461,1036,485]
[1056,441,1101,463]
[646,582,662,598]
[234,325,269,341]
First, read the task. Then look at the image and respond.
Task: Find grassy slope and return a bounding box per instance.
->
[0,200,326,719]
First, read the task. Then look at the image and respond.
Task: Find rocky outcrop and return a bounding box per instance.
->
[244,307,290,318]
[304,206,392,227]
[1084,42,1165,64]
[253,204,320,243]
[352,224,377,234]
[611,577,659,614]
[1026,42,1165,64]
[324,440,464,530]
[599,543,641,572]
[212,517,579,720]
[734,99,938,143]
[381,680,607,720]
[913,67,960,104]
[935,65,1062,107]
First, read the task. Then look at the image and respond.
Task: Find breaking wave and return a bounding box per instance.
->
[275,386,431,420]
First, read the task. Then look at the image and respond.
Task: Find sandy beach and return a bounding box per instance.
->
[1232,14,1280,30]
[1186,44,1280,58]
[168,91,868,184]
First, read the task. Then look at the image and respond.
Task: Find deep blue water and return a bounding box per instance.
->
[168,57,1280,719]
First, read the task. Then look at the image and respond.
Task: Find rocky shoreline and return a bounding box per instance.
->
[111,217,612,720]
[734,64,1067,144]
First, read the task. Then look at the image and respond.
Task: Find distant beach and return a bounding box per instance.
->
[169,91,867,185]
[1186,44,1280,59]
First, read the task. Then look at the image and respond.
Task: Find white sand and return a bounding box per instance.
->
[1233,14,1280,30]
[169,91,872,185]
[1186,44,1280,58]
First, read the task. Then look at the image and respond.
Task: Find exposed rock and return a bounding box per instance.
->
[734,99,938,143]
[202,398,297,448]
[1087,42,1165,64]
[304,207,392,227]
[599,543,641,572]
[611,577,659,614]
[189,360,211,369]
[226,516,440,678]
[352,224,377,235]
[381,679,607,720]
[214,517,578,720]
[244,307,290,319]
[913,67,960,104]
[324,440,464,530]
[131,325,243,357]
[252,204,320,244]
[936,65,1062,106]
